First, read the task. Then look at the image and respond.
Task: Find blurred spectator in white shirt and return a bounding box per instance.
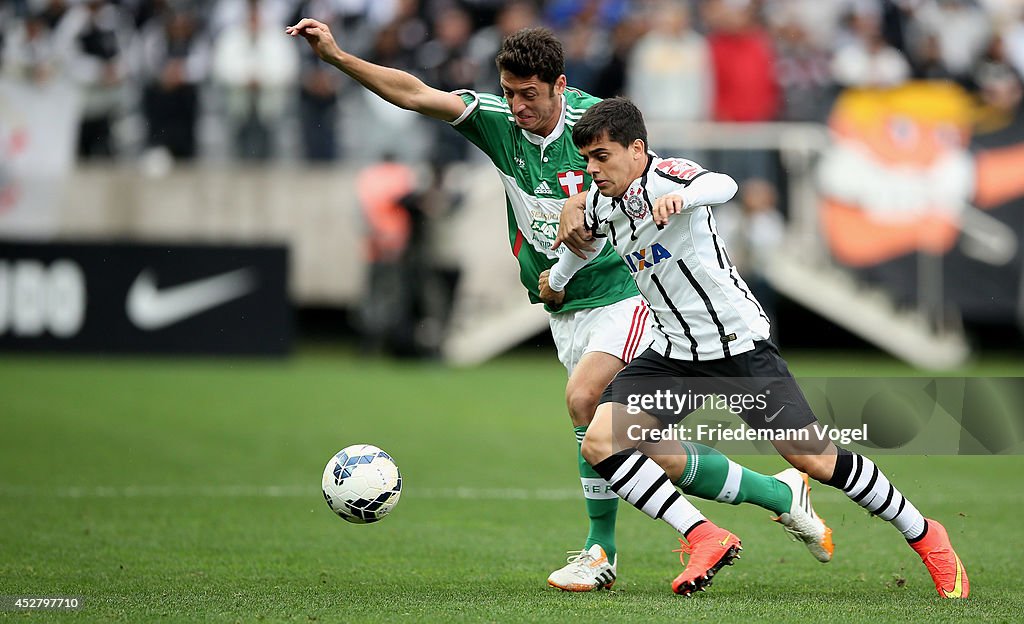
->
[353,20,427,162]
[2,11,71,85]
[908,0,992,80]
[626,1,710,125]
[212,0,299,161]
[832,1,912,87]
[1002,6,1024,80]
[211,0,298,34]
[59,0,131,160]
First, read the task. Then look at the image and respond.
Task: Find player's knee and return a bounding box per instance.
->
[650,452,686,483]
[565,382,602,426]
[580,429,613,466]
[775,430,835,480]
[785,453,834,482]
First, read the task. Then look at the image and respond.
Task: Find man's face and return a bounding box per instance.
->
[579,133,646,198]
[500,71,566,136]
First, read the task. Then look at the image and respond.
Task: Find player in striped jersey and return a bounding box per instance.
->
[543,97,969,598]
[287,20,833,592]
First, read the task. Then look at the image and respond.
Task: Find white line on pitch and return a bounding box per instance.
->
[0,485,584,500]
[0,485,1011,505]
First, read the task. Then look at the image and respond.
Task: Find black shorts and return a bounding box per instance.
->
[600,341,818,431]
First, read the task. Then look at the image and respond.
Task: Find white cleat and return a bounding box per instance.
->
[547,544,617,591]
[772,468,834,563]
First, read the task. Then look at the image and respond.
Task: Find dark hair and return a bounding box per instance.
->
[572,97,648,150]
[495,28,564,85]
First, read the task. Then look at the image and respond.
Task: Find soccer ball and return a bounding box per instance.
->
[321,444,402,524]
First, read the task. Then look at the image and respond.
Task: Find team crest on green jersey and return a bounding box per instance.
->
[530,212,559,243]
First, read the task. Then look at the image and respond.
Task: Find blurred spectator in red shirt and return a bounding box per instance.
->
[703,0,780,122]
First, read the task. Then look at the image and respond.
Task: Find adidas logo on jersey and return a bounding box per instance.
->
[534,180,555,196]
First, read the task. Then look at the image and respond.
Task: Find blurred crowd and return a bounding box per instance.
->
[2,0,1024,165]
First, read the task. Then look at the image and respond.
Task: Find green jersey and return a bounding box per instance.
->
[449,88,639,313]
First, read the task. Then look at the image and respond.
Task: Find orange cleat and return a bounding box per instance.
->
[909,519,970,599]
[670,522,742,596]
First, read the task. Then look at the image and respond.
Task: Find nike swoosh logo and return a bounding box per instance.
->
[764,406,785,423]
[942,554,964,598]
[126,268,257,331]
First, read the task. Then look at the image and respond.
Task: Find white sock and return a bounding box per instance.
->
[843,453,926,540]
[605,451,705,534]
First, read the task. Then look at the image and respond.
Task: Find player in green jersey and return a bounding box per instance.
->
[287,19,832,591]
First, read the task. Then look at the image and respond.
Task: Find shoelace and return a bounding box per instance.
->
[779,523,803,543]
[774,512,818,543]
[563,550,595,565]
[671,538,692,566]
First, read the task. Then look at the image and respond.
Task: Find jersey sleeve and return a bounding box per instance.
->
[653,159,738,212]
[448,90,516,170]
[651,158,710,187]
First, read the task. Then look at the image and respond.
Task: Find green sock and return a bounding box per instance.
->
[675,442,792,515]
[575,425,618,561]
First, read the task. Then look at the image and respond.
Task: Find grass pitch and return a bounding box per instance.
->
[1,349,1022,622]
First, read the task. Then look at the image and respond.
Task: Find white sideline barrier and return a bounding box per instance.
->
[25,163,538,351]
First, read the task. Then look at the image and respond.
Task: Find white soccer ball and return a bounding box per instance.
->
[321,444,402,524]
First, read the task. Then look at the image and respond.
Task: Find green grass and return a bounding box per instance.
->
[1,350,1022,622]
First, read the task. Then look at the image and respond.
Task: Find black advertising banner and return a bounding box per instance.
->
[0,241,290,355]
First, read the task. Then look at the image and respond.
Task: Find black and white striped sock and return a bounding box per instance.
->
[826,449,926,540]
[592,450,705,535]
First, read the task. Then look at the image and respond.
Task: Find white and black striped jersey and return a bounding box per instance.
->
[551,155,771,361]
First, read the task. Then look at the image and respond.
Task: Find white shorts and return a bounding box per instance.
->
[549,295,652,375]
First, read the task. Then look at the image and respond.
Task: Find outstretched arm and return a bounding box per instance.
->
[286,18,466,122]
